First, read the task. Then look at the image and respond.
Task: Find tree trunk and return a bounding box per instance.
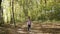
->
[0,0,4,25]
[11,0,16,27]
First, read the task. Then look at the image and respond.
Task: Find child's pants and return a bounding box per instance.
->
[28,25,31,31]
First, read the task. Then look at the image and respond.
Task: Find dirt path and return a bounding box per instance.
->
[0,23,60,34]
[16,23,60,34]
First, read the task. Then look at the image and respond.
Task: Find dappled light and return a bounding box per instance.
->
[0,0,60,34]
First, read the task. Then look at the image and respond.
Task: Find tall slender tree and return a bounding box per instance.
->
[0,0,4,25]
[12,0,16,27]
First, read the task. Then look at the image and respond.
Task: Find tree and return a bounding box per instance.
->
[0,0,4,25]
[12,0,16,27]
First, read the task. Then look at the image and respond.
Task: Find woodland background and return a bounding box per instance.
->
[0,0,60,24]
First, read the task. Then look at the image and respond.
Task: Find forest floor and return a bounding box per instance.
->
[0,22,60,34]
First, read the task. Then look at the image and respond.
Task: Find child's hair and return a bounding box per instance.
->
[28,16,30,19]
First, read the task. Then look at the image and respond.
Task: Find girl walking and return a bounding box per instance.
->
[27,16,31,31]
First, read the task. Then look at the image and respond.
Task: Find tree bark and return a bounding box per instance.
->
[0,0,4,25]
[12,0,16,27]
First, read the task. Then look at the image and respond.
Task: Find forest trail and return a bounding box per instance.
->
[0,22,60,34]
[16,22,60,34]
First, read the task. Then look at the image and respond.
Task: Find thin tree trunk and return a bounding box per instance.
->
[12,0,16,27]
[0,0,4,25]
[45,0,47,20]
[0,0,2,8]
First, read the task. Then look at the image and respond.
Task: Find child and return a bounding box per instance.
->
[27,16,31,31]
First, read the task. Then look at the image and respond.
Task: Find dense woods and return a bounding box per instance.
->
[0,0,60,24]
[0,0,60,34]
